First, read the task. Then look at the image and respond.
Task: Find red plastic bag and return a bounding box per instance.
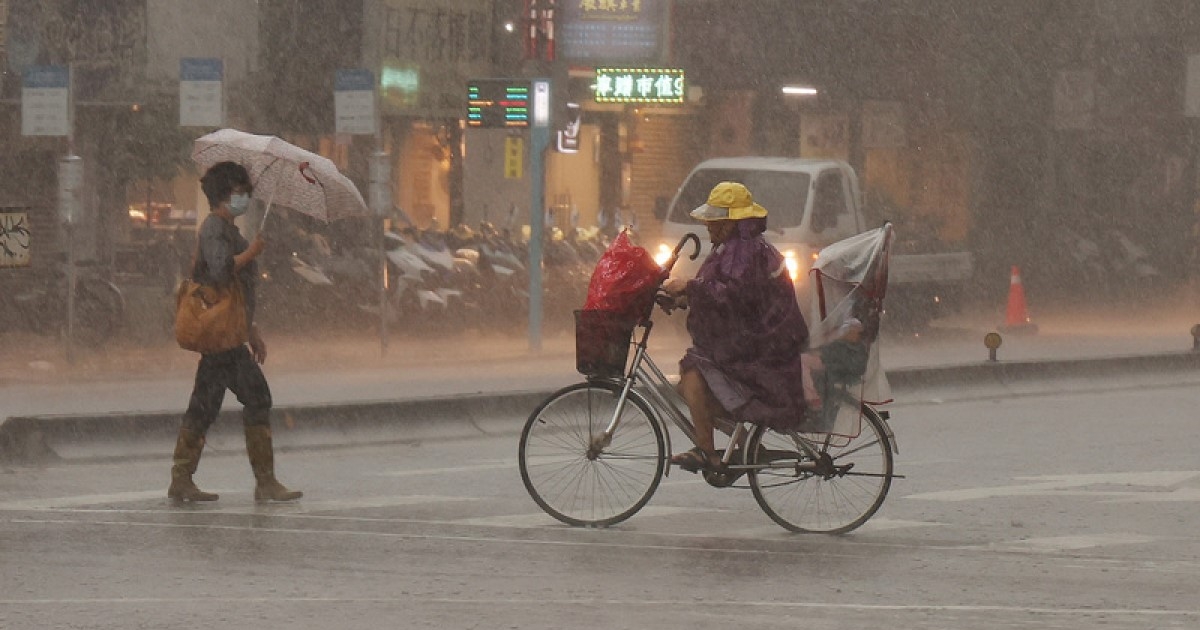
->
[583,231,663,318]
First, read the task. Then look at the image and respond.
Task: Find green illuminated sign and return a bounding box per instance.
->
[380,61,421,110]
[593,68,685,104]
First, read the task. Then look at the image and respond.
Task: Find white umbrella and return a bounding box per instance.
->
[192,128,369,223]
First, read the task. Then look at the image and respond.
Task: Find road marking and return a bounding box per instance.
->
[0,492,472,513]
[0,490,233,511]
[1106,487,1200,503]
[4,516,879,560]
[12,516,1200,576]
[728,518,943,539]
[229,495,478,514]
[905,470,1200,502]
[0,595,1195,619]
[986,533,1157,554]
[374,461,515,477]
[855,518,944,532]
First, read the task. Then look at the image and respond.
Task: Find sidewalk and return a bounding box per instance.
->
[3,298,1200,463]
[4,299,1200,416]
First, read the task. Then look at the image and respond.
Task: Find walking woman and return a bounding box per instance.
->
[168,161,302,503]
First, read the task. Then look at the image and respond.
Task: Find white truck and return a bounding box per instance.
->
[649,157,974,327]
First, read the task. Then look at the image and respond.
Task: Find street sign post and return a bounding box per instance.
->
[58,154,83,364]
[180,58,224,127]
[528,79,551,352]
[21,65,69,137]
[335,69,377,135]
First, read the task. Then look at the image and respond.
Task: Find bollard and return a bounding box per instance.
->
[984,332,1002,362]
[1192,325,1200,351]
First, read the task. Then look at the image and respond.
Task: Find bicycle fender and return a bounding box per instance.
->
[867,405,899,455]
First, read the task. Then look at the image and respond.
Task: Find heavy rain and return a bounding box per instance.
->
[2,1,1200,629]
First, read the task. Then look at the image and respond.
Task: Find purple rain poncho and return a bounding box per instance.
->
[680,217,810,431]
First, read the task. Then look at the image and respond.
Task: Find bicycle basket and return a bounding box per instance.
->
[575,309,637,378]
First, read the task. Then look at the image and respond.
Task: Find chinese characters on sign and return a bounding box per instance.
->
[0,212,31,268]
[467,79,531,128]
[381,4,490,66]
[579,0,644,11]
[504,137,524,179]
[560,0,661,61]
[376,2,490,115]
[593,68,684,104]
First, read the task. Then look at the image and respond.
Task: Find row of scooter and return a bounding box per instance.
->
[255,218,613,334]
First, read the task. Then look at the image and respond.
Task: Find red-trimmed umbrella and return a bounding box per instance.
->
[192,128,368,222]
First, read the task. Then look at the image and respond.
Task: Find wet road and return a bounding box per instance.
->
[2,374,1200,629]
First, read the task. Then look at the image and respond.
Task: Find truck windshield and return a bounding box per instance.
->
[668,169,812,228]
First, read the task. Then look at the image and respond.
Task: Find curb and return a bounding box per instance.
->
[3,351,1199,465]
[0,391,550,465]
[885,350,1200,390]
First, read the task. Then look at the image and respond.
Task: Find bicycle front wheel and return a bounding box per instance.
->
[519,381,665,527]
[748,405,893,534]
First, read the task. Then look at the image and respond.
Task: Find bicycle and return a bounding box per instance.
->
[1,257,125,347]
[518,226,900,534]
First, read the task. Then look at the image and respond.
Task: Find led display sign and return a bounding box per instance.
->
[593,68,684,104]
[466,79,531,128]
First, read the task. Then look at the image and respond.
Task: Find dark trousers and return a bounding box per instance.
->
[182,345,272,435]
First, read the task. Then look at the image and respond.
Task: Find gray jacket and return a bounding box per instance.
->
[194,214,257,327]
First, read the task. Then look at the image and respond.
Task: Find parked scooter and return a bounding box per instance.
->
[382,229,464,332]
[1049,225,1160,299]
[256,239,339,330]
[1106,228,1158,282]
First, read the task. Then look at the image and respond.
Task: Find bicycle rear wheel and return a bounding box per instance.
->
[748,405,893,534]
[519,381,665,527]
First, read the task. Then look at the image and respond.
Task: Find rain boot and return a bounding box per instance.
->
[244,425,303,503]
[167,427,219,502]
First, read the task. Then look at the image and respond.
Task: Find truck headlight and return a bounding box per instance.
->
[783,249,800,282]
[653,243,672,267]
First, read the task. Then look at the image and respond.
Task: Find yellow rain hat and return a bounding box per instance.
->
[690,181,768,222]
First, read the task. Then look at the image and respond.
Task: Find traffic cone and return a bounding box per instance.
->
[1000,265,1038,334]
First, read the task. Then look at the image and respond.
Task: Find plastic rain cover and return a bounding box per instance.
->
[801,223,894,440]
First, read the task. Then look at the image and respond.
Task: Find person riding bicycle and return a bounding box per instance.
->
[662,181,810,472]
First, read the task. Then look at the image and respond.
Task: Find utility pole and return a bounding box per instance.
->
[523,0,558,352]
[529,79,551,352]
[59,64,81,365]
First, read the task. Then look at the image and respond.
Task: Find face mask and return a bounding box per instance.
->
[228,193,251,217]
